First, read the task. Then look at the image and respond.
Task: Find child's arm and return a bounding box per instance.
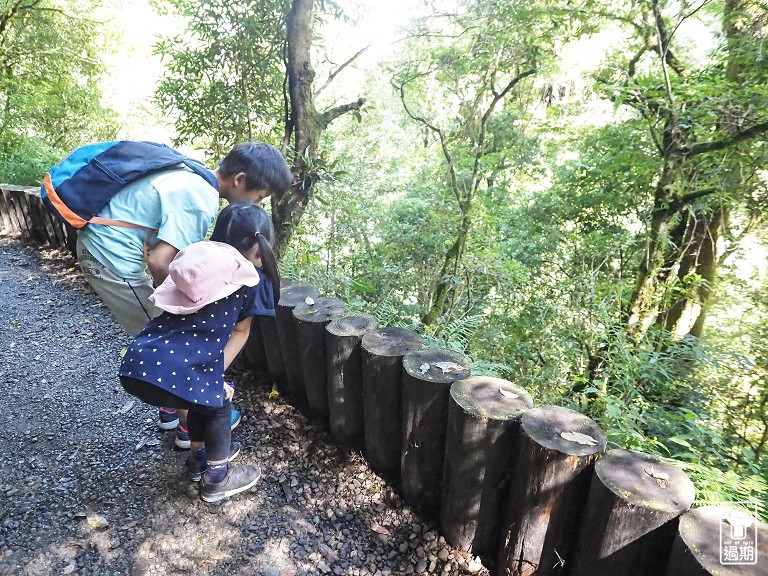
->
[222,316,253,371]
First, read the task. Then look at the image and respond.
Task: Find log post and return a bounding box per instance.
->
[239,316,269,374]
[569,448,696,576]
[1,189,22,234]
[13,190,33,236]
[275,284,321,404]
[664,505,766,576]
[0,189,14,234]
[293,296,347,422]
[401,347,471,513]
[497,405,606,576]
[441,376,534,556]
[257,278,295,391]
[361,327,423,481]
[326,313,378,447]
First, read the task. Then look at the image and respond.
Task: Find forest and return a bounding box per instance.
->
[1,0,766,518]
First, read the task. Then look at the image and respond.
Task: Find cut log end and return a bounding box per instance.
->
[596,449,696,513]
[402,348,471,384]
[450,376,533,420]
[278,284,321,307]
[361,327,422,357]
[327,313,378,336]
[671,505,767,576]
[293,297,347,323]
[521,405,607,457]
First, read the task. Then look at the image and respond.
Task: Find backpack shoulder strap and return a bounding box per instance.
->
[181,158,219,190]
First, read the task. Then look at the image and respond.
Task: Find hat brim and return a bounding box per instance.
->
[152,281,256,315]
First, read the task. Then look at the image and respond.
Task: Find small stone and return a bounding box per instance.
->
[467,557,483,574]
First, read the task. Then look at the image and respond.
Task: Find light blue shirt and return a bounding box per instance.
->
[78,168,220,279]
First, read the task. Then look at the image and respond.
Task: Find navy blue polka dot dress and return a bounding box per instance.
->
[119,269,275,407]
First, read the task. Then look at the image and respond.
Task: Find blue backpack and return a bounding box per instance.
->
[41,140,218,229]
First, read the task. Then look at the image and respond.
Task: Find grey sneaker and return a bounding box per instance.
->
[199,463,262,502]
[186,440,242,482]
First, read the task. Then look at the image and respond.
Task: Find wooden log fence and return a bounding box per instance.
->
[498,405,607,576]
[441,376,533,556]
[569,448,697,576]
[664,505,766,576]
[3,185,761,576]
[361,327,423,481]
[293,296,347,422]
[0,185,75,252]
[274,284,321,403]
[326,313,378,447]
[401,347,472,513]
[254,277,296,390]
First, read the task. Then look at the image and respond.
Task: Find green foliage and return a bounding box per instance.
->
[0,134,60,186]
[0,0,118,153]
[153,0,287,156]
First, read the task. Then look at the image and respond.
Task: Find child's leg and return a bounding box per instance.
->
[203,402,232,463]
[185,404,243,481]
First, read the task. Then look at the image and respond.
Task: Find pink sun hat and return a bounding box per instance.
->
[150,241,260,315]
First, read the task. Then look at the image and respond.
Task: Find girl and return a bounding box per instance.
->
[119,201,280,502]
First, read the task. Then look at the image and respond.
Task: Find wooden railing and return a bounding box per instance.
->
[0,184,75,252]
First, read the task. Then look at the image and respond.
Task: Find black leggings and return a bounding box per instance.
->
[120,377,231,461]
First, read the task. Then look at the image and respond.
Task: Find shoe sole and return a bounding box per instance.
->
[200,468,261,503]
[231,413,242,431]
[189,444,242,482]
[175,437,191,450]
[158,419,179,431]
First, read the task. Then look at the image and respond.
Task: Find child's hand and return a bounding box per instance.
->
[224,381,235,401]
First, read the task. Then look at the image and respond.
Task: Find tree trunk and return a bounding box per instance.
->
[422,213,469,325]
[273,0,365,257]
[624,0,760,340]
[274,0,316,256]
[659,210,724,338]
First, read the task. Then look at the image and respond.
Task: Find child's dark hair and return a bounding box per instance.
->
[209,201,280,307]
[218,143,293,198]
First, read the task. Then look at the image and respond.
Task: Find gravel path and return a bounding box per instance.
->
[0,238,490,576]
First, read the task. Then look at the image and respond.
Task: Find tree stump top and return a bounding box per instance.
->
[402,348,471,384]
[521,405,606,456]
[596,449,696,513]
[327,313,378,337]
[293,296,347,323]
[361,327,422,357]
[450,376,533,420]
[278,284,321,307]
[281,277,298,290]
[677,505,767,575]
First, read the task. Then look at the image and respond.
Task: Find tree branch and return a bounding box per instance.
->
[652,0,675,106]
[319,97,365,129]
[394,77,460,202]
[683,120,768,155]
[315,44,370,97]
